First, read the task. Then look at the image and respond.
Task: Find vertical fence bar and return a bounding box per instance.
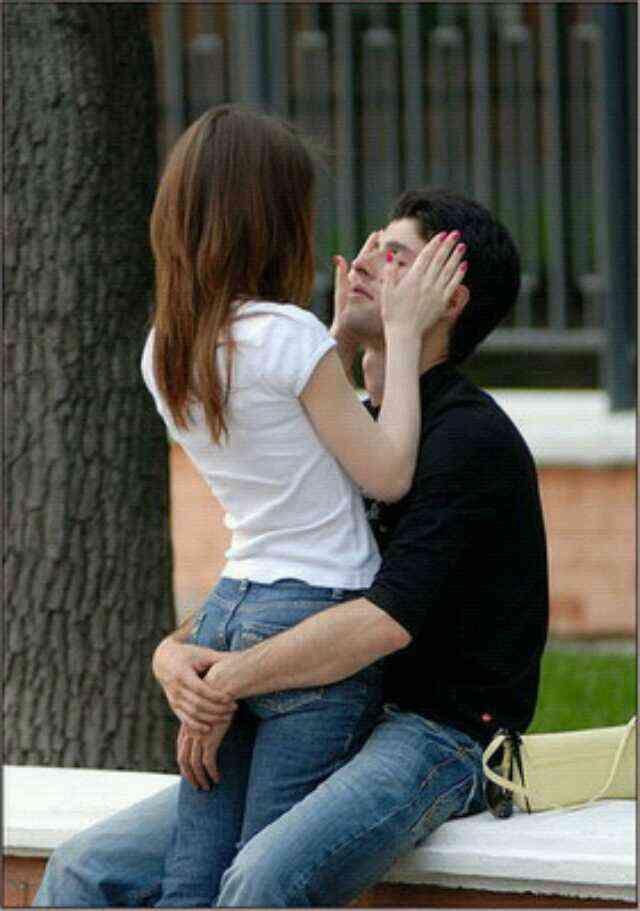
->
[469,5,492,208]
[626,1,637,364]
[332,5,356,260]
[496,7,521,264]
[539,5,568,331]
[292,3,332,321]
[496,5,538,326]
[515,14,539,327]
[297,2,319,30]
[227,3,263,106]
[292,22,330,149]
[361,8,401,234]
[428,8,468,192]
[401,4,425,189]
[186,4,225,121]
[161,3,185,158]
[568,9,595,281]
[568,8,602,328]
[594,5,635,410]
[266,3,288,117]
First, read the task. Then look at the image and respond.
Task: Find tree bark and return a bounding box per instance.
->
[5,3,178,772]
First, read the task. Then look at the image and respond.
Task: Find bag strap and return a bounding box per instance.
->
[586,715,636,804]
[482,733,531,801]
[482,716,636,813]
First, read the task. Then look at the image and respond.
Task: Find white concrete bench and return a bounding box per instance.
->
[3,765,635,906]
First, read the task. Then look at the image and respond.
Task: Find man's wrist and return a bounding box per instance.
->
[171,609,197,643]
[204,653,242,700]
[152,634,182,677]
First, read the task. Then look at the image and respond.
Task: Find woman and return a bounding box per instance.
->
[142,104,467,906]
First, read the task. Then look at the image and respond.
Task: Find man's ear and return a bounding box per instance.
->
[445,284,470,325]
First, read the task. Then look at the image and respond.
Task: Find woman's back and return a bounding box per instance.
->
[142,301,380,589]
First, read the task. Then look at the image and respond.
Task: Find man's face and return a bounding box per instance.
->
[344,218,425,339]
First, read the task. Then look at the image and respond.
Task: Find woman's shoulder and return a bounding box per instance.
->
[233,300,327,336]
[232,301,335,395]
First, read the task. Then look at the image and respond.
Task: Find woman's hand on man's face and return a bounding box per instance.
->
[329,231,384,375]
[152,637,237,732]
[330,232,382,330]
[381,230,468,338]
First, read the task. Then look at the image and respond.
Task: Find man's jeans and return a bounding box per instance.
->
[34,708,486,908]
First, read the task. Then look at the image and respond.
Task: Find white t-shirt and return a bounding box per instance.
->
[141,301,381,589]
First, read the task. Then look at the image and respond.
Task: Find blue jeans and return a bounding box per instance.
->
[34,708,486,907]
[155,577,383,907]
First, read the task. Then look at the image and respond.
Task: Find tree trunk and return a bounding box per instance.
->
[5,3,179,772]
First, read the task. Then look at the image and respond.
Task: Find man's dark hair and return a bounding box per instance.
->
[388,188,520,364]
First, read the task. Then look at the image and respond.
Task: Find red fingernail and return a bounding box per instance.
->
[386,250,394,263]
[457,243,466,253]
[450,231,461,240]
[436,232,447,242]
[460,261,468,272]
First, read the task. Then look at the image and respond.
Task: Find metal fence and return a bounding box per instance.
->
[150,3,636,409]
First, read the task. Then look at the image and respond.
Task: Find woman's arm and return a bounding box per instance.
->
[301,232,467,502]
[300,348,417,502]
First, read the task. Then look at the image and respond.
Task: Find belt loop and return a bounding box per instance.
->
[239,579,250,593]
[332,587,345,600]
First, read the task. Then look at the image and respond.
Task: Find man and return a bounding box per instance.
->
[35,188,548,907]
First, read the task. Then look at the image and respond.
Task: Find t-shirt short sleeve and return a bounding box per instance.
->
[256,305,336,397]
[140,330,154,382]
[140,329,160,406]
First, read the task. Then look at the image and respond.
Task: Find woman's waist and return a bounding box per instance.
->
[196,577,366,637]
[213,576,364,604]
[222,549,381,591]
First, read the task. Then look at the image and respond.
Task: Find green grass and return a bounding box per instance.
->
[529,649,636,734]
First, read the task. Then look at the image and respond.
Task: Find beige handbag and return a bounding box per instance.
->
[482,716,636,815]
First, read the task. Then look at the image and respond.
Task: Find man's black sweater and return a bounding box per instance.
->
[365,362,549,747]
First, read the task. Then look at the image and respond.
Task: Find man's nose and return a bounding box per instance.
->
[350,248,381,282]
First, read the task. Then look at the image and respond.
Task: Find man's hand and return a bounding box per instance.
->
[152,636,237,733]
[329,253,360,379]
[176,720,231,790]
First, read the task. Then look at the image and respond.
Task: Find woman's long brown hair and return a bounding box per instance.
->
[150,104,316,442]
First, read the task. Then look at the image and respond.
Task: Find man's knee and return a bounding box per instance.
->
[35,829,145,908]
[35,784,177,907]
[217,840,304,908]
[34,835,94,906]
